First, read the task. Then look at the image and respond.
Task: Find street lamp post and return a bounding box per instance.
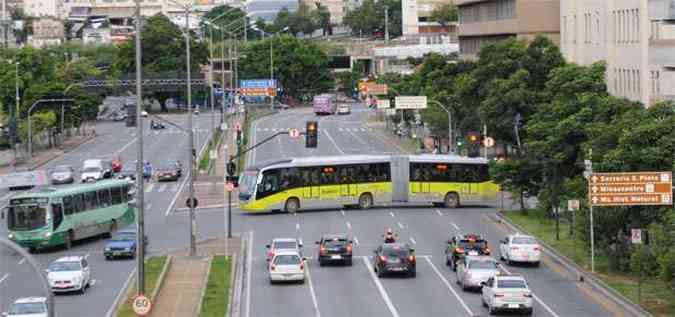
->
[184,4,197,257]
[428,100,453,154]
[384,5,389,43]
[133,0,146,296]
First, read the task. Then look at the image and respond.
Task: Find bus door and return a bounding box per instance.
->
[302,168,320,201]
[338,166,357,199]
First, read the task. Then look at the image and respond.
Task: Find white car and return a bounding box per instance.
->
[46,256,91,294]
[499,234,541,266]
[481,275,533,316]
[80,159,106,182]
[141,110,148,117]
[3,297,48,317]
[456,255,500,291]
[337,104,351,115]
[266,238,303,262]
[268,250,306,284]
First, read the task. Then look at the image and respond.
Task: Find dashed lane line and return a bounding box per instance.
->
[354,236,360,246]
[340,210,345,216]
[397,222,405,230]
[499,265,560,317]
[409,237,417,245]
[435,209,443,216]
[158,184,167,192]
[0,273,9,285]
[424,257,474,316]
[346,221,352,230]
[322,130,345,155]
[389,211,395,217]
[362,257,400,317]
[451,222,460,231]
[17,258,26,265]
[305,261,322,317]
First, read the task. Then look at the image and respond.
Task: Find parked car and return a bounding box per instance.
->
[3,297,48,317]
[104,229,137,260]
[373,243,416,277]
[499,234,541,266]
[46,256,92,294]
[481,275,534,316]
[456,255,500,291]
[49,165,75,185]
[316,234,353,266]
[268,250,306,284]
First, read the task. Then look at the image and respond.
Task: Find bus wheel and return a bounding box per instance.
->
[284,198,300,213]
[444,192,460,208]
[64,231,74,249]
[358,193,373,210]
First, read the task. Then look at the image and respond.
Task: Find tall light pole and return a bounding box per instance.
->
[183,3,197,257]
[133,0,146,296]
[208,23,215,134]
[384,5,389,42]
[428,100,453,154]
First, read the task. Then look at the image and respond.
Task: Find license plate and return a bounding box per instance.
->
[284,274,294,277]
[508,304,520,309]
[113,252,122,256]
[390,267,404,271]
[331,255,341,259]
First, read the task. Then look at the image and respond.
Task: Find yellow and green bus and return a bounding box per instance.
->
[6,179,135,251]
[238,154,499,213]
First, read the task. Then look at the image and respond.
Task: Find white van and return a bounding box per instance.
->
[81,159,105,182]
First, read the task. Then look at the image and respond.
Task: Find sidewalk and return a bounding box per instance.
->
[0,127,94,174]
[150,236,243,317]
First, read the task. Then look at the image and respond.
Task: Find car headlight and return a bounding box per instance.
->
[43,231,52,238]
[8,233,14,239]
[124,247,131,251]
[105,247,111,251]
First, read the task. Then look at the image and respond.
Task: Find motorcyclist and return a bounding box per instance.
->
[383,228,398,243]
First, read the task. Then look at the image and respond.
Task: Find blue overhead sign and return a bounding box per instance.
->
[240,79,277,89]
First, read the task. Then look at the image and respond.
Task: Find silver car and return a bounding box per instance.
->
[456,255,499,291]
[49,165,75,185]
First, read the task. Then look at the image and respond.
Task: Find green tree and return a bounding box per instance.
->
[313,3,332,36]
[239,35,333,99]
[201,5,257,39]
[430,2,458,25]
[336,71,361,96]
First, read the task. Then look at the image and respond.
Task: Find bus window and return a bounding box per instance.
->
[98,189,111,208]
[74,194,85,213]
[52,203,64,229]
[85,191,98,210]
[320,167,337,185]
[359,165,372,182]
[7,205,47,231]
[258,170,279,198]
[111,187,123,205]
[63,196,74,215]
[410,163,433,181]
[478,165,490,182]
[279,168,301,191]
[377,163,391,181]
[338,166,356,184]
[300,167,319,186]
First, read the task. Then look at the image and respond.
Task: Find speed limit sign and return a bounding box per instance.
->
[132,294,152,315]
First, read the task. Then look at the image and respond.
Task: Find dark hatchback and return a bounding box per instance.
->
[373,243,416,277]
[316,235,353,266]
[104,229,137,260]
[156,161,182,182]
[446,234,491,271]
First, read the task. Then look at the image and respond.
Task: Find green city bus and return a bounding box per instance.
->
[6,179,135,251]
[238,154,500,213]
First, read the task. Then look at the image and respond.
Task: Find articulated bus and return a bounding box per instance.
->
[313,94,337,115]
[238,154,499,213]
[6,179,135,251]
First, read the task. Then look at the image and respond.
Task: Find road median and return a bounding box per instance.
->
[114,255,171,317]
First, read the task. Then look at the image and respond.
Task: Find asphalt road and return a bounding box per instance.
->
[200,104,615,317]
[0,113,214,316]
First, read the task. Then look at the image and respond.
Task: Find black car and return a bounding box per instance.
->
[150,120,165,130]
[373,243,416,277]
[316,234,353,266]
[117,163,136,180]
[445,233,491,271]
[156,161,181,182]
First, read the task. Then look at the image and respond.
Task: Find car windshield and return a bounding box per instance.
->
[512,237,537,244]
[239,170,259,198]
[469,260,497,269]
[7,204,47,231]
[112,232,136,241]
[122,164,135,172]
[51,166,71,173]
[273,241,297,249]
[497,279,527,288]
[157,163,177,170]
[83,167,101,173]
[459,240,487,249]
[324,238,348,247]
[48,261,81,272]
[383,247,410,257]
[9,302,46,314]
[273,254,301,265]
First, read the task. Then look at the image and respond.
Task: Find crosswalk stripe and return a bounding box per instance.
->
[145,183,155,193]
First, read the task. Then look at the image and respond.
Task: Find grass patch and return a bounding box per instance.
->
[503,210,675,316]
[199,256,232,317]
[117,256,168,317]
[199,129,222,171]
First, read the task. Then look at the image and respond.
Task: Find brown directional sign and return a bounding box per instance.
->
[588,172,673,206]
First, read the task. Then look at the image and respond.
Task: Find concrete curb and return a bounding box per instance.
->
[493,211,654,317]
[150,255,173,301]
[226,254,237,317]
[108,255,171,317]
[195,256,213,317]
[230,235,247,317]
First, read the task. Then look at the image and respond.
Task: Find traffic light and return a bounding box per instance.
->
[305,121,318,148]
[467,132,481,144]
[236,129,242,145]
[226,162,236,176]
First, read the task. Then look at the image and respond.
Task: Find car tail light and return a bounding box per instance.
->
[408,255,415,263]
[533,245,541,251]
[320,246,326,255]
[379,256,387,262]
[267,250,274,258]
[270,264,276,271]
[455,248,464,253]
[484,248,491,254]
[300,262,304,270]
[524,293,533,298]
[494,294,504,298]
[346,244,352,254]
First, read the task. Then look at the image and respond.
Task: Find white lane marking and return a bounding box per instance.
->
[105,268,135,317]
[0,273,9,285]
[346,221,352,230]
[18,258,26,265]
[304,262,322,317]
[354,236,360,246]
[347,129,367,145]
[451,222,460,231]
[245,231,254,317]
[323,130,345,154]
[158,184,167,192]
[424,257,474,316]
[362,257,400,317]
[296,223,300,230]
[500,266,560,317]
[389,211,395,217]
[397,222,405,230]
[114,137,138,156]
[146,203,153,211]
[409,237,417,245]
[165,174,189,216]
[340,210,345,216]
[435,209,443,216]
[144,183,155,193]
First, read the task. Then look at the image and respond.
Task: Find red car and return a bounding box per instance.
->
[112,159,122,173]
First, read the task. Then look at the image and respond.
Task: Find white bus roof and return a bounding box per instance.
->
[250,154,488,171]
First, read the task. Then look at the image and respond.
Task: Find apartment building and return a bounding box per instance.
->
[24,0,64,17]
[561,0,675,106]
[403,0,457,35]
[456,0,560,58]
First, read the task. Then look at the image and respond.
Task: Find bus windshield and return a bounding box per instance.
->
[7,204,48,231]
[239,170,258,200]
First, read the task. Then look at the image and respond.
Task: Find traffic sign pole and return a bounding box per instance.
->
[587,148,595,273]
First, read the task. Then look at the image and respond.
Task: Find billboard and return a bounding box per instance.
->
[588,171,673,206]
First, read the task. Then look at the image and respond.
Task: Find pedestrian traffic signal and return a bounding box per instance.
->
[305,121,318,148]
[227,162,236,176]
[236,129,242,145]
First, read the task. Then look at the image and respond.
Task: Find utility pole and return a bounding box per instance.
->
[133,0,146,296]
[184,5,197,257]
[220,28,225,121]
[270,33,273,107]
[12,60,19,170]
[384,5,389,43]
[585,148,595,273]
[209,24,215,134]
